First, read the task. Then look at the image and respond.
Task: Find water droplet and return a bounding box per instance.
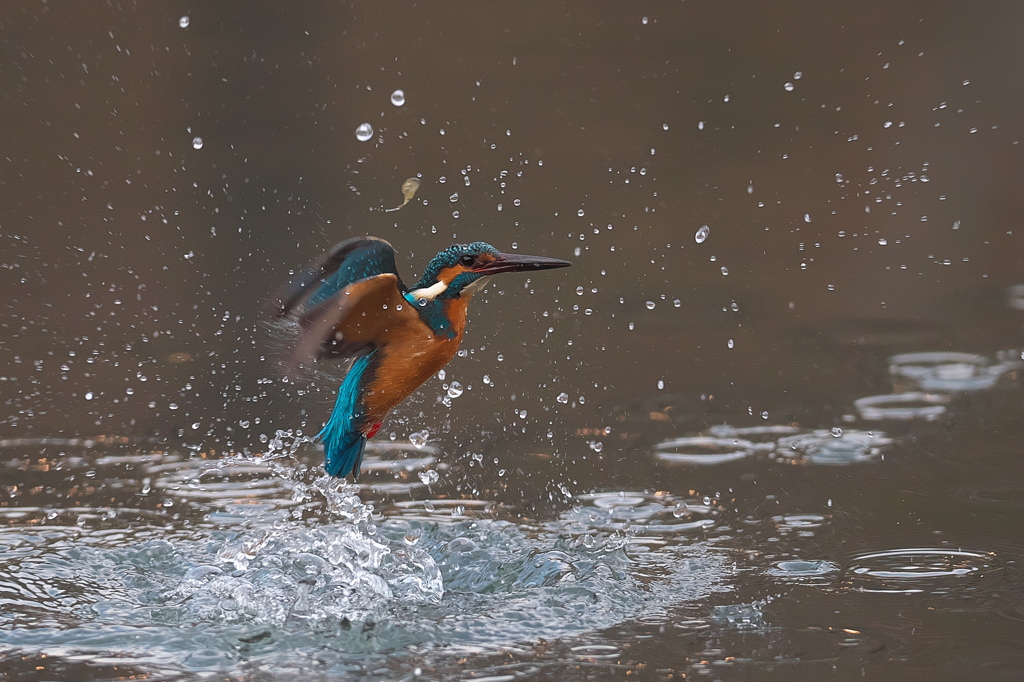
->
[645,300,656,310]
[449,192,459,202]
[418,469,439,485]
[695,225,710,243]
[673,299,681,308]
[577,209,585,217]
[761,410,770,420]
[831,427,843,438]
[720,266,729,276]
[590,441,604,453]
[727,339,735,349]
[355,123,373,142]
[410,430,430,448]
[657,380,665,390]
[557,392,569,403]
[178,15,190,28]
[84,391,94,400]
[437,369,446,381]
[662,123,669,130]
[575,286,584,296]
[191,136,203,150]
[804,213,812,223]
[835,173,844,183]
[878,237,888,245]
[447,381,463,398]
[390,89,405,106]
[784,82,795,91]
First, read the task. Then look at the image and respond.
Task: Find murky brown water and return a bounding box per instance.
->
[4,2,1024,679]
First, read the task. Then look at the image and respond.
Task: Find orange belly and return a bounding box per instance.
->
[361,297,468,423]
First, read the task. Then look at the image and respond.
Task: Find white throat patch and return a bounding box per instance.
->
[408,279,449,300]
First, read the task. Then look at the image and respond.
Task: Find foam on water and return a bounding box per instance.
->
[0,435,730,676]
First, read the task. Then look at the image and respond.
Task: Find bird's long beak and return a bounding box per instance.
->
[474,252,572,275]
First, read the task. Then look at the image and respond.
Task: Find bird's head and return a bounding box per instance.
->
[409,241,570,300]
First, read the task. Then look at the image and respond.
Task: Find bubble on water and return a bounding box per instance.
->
[557,392,569,403]
[355,123,374,142]
[447,381,463,398]
[178,15,190,28]
[646,301,655,310]
[191,136,203,150]
[695,225,710,243]
[409,430,429,448]
[390,89,405,106]
[418,469,439,485]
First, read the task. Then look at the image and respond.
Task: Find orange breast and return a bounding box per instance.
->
[361,297,469,422]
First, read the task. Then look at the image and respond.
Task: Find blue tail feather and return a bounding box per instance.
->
[318,352,374,478]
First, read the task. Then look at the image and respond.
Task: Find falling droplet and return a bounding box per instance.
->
[727,338,735,349]
[355,123,373,142]
[878,237,887,245]
[191,136,203,150]
[390,89,406,106]
[577,209,585,217]
[657,380,665,390]
[449,192,459,202]
[84,391,94,400]
[720,266,729,276]
[178,15,190,28]
[447,381,464,398]
[575,286,584,296]
[557,392,569,403]
[409,430,430,448]
[646,301,656,310]
[695,225,710,243]
[831,427,843,438]
[784,82,795,91]
[418,469,439,485]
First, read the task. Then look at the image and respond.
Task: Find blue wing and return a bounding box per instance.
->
[265,236,407,320]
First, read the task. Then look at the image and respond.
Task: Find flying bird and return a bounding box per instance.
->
[267,237,571,478]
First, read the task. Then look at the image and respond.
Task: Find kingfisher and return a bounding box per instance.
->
[267,236,571,478]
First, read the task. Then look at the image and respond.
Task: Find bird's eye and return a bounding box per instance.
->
[459,254,475,267]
